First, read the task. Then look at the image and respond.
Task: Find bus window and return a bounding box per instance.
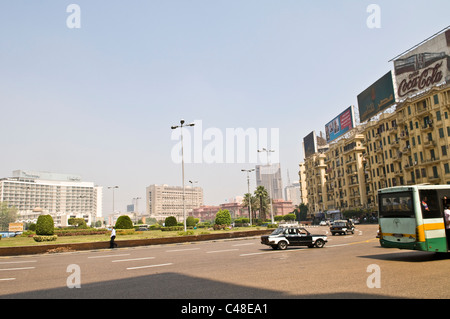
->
[379,191,414,218]
[419,190,441,219]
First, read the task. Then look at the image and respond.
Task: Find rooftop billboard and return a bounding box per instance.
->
[324,106,355,143]
[303,131,317,159]
[393,29,450,100]
[357,71,396,123]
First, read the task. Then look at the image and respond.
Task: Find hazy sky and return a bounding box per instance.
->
[1,1,449,215]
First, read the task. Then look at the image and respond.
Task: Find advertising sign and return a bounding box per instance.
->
[325,106,355,143]
[357,71,396,123]
[303,131,317,159]
[8,223,23,232]
[393,29,450,99]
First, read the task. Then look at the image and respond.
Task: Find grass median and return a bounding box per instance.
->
[0,227,267,248]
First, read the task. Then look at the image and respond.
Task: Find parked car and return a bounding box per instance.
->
[330,220,355,235]
[261,225,328,250]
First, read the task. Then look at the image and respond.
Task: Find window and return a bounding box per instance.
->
[442,146,448,157]
[419,190,441,219]
[379,192,413,218]
[445,163,450,174]
[436,110,441,121]
[439,128,444,138]
[434,94,439,105]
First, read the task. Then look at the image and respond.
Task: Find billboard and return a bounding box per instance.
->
[357,71,396,123]
[393,29,450,99]
[303,131,317,159]
[325,106,355,143]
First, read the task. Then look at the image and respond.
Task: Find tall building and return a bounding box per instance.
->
[285,182,301,206]
[255,163,283,200]
[146,184,203,222]
[299,82,450,217]
[0,170,102,227]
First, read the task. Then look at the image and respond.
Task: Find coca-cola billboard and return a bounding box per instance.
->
[393,29,450,99]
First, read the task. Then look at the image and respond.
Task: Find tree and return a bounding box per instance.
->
[186,216,197,228]
[68,218,87,228]
[241,193,258,221]
[36,215,55,236]
[164,216,178,227]
[115,215,134,229]
[254,186,270,221]
[0,202,18,231]
[214,209,231,226]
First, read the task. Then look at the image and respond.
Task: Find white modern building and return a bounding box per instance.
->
[0,170,102,227]
[146,184,203,222]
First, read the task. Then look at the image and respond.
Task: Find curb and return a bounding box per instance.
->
[0,229,273,256]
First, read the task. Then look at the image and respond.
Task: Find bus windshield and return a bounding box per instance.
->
[379,191,414,218]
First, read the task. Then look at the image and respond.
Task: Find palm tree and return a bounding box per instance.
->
[254,186,270,222]
[242,193,258,221]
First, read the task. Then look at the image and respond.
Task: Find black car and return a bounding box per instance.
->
[330,220,355,235]
[261,226,328,250]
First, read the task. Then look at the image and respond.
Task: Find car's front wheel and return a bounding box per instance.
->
[314,239,325,248]
[277,241,288,250]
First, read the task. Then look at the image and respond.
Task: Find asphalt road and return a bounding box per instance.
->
[1,224,449,300]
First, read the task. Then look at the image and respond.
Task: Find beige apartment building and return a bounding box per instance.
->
[146,184,203,222]
[300,84,450,217]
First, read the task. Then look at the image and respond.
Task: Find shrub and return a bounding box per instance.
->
[186,216,197,228]
[36,215,54,236]
[214,209,231,226]
[33,235,58,242]
[164,216,178,227]
[115,215,134,229]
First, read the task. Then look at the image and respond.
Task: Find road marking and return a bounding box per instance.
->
[232,243,255,247]
[166,248,200,253]
[0,260,37,265]
[126,263,173,270]
[206,249,239,254]
[112,257,155,263]
[0,278,15,281]
[0,267,35,271]
[88,254,130,259]
[240,249,306,257]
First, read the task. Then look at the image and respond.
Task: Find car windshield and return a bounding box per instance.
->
[271,228,285,235]
[334,222,346,226]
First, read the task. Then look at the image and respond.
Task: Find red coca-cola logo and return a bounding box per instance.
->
[397,62,444,97]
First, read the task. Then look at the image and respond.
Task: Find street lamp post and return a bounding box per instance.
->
[108,186,119,222]
[171,119,195,232]
[258,148,275,224]
[241,169,255,226]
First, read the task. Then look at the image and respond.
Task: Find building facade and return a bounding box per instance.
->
[300,84,450,217]
[255,163,283,200]
[0,170,102,227]
[146,184,204,222]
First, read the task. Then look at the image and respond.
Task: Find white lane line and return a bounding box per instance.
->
[232,243,255,247]
[112,257,155,263]
[0,278,16,281]
[206,249,239,254]
[0,260,37,265]
[126,263,173,270]
[0,267,35,271]
[88,254,130,259]
[166,248,200,253]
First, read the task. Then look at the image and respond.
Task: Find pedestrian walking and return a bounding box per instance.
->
[110,226,118,248]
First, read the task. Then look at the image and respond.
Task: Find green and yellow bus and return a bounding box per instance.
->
[378,185,450,253]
